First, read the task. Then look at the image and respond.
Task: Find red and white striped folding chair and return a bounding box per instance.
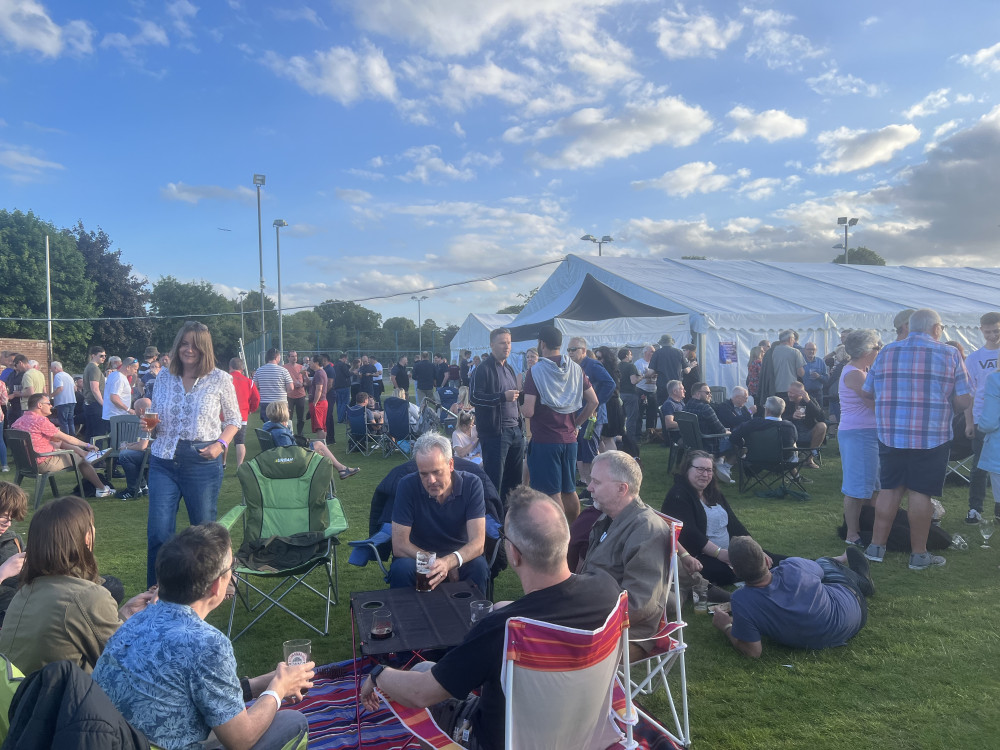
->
[381,591,637,750]
[621,512,690,748]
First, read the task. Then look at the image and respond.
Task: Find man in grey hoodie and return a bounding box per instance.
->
[520,325,598,522]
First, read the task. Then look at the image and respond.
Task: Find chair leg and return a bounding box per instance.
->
[48,474,60,498]
[34,476,46,510]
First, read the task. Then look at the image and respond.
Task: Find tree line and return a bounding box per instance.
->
[0,210,458,371]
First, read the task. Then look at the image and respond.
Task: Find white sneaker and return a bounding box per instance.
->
[96,485,115,498]
[715,461,733,483]
[966,509,983,524]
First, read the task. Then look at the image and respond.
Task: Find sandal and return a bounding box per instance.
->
[339,467,361,479]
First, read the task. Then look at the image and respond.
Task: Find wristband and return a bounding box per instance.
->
[260,689,281,709]
[453,550,464,568]
[723,623,733,634]
[713,547,722,558]
[679,551,691,559]
[216,438,228,449]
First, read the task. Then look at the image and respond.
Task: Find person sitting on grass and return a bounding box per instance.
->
[0,495,157,674]
[262,402,359,480]
[94,523,315,750]
[451,411,483,464]
[711,536,873,658]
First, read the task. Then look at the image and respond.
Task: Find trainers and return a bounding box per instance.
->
[909,551,946,570]
[96,485,115,498]
[966,509,983,524]
[0,465,8,473]
[117,490,137,501]
[864,543,886,563]
[715,462,732,483]
[846,547,875,597]
[845,536,865,549]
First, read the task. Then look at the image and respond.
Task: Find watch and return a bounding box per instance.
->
[370,664,387,687]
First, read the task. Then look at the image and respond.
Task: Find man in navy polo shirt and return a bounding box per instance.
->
[389,432,489,594]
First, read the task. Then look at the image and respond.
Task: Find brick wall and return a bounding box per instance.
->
[0,338,51,388]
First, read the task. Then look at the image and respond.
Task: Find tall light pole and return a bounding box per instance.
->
[580,233,613,256]
[237,291,247,345]
[273,219,288,355]
[253,173,266,365]
[412,295,429,352]
[836,217,859,264]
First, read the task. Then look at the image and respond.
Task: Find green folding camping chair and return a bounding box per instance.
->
[221,445,348,642]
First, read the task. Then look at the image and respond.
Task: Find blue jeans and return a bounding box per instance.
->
[388,555,490,596]
[147,440,224,587]
[0,427,6,468]
[56,403,76,436]
[480,426,524,509]
[119,448,146,494]
[335,387,351,423]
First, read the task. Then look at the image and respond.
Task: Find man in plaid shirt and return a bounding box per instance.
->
[862,308,971,570]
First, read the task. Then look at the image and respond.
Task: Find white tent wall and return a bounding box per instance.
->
[509,255,1000,393]
[449,313,514,367]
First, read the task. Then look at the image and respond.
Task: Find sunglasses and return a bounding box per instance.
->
[497,527,521,557]
[566,347,583,353]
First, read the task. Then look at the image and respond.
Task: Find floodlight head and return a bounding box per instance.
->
[600,235,614,243]
[580,234,597,242]
[837,217,847,225]
[848,218,859,227]
[273,219,288,228]
[253,174,266,186]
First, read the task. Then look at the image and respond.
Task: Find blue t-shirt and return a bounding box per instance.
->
[730,558,864,650]
[262,420,296,447]
[93,601,245,750]
[393,470,485,554]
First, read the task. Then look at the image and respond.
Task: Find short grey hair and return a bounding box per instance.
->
[844,329,881,360]
[731,385,748,398]
[778,329,794,343]
[413,431,453,462]
[50,361,62,371]
[666,379,684,397]
[909,308,941,334]
[764,396,785,417]
[107,355,122,367]
[505,486,570,575]
[592,450,642,499]
[27,360,37,368]
[569,336,588,350]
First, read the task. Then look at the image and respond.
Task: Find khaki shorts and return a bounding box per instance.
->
[37,452,76,473]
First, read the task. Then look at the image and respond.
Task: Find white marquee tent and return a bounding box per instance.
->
[449,313,515,366]
[506,255,1000,391]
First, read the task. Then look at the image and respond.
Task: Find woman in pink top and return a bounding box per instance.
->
[838,329,883,546]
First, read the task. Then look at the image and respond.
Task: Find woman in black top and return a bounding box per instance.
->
[595,346,624,451]
[662,450,787,586]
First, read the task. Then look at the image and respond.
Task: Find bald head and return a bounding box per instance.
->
[505,486,570,575]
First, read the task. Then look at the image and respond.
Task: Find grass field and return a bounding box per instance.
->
[35,418,1000,748]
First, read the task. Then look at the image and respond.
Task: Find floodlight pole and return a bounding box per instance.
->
[273,220,288,354]
[254,173,266,366]
[837,217,859,264]
[412,295,429,352]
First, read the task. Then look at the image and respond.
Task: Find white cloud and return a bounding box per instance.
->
[725,217,762,233]
[724,105,807,143]
[737,177,782,200]
[335,188,373,203]
[286,223,322,238]
[453,121,465,138]
[932,119,961,139]
[958,41,1000,75]
[344,168,386,181]
[861,16,879,28]
[814,124,920,175]
[0,0,93,57]
[101,20,169,56]
[263,41,399,106]
[398,145,474,183]
[166,0,198,38]
[272,6,327,29]
[903,88,951,120]
[512,96,713,170]
[0,144,64,181]
[438,60,533,110]
[806,65,882,97]
[160,181,255,204]
[632,161,736,197]
[742,7,824,70]
[653,8,742,59]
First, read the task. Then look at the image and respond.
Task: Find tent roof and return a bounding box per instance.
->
[514,255,1000,325]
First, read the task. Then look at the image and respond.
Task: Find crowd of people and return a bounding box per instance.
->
[0,304,992,748]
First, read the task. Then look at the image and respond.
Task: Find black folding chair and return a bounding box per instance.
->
[738,424,808,499]
[7,429,84,509]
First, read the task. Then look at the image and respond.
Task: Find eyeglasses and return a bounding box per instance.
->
[0,515,12,525]
[692,466,714,474]
[497,527,521,557]
[218,556,237,579]
[566,347,583,353]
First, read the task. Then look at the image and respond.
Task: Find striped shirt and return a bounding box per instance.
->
[862,332,970,449]
[252,363,292,403]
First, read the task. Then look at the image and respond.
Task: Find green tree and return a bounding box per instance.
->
[282,310,324,354]
[382,316,418,350]
[833,246,886,265]
[315,300,382,350]
[239,290,278,340]
[497,287,538,315]
[69,221,153,358]
[149,276,241,365]
[0,209,98,369]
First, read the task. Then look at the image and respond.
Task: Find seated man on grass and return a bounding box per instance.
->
[94,523,315,750]
[115,397,151,500]
[711,536,873,658]
[362,486,620,750]
[389,432,488,594]
[261,401,360,480]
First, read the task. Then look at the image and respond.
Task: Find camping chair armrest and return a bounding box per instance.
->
[323,497,349,539]
[35,449,77,457]
[91,433,111,449]
[704,432,728,439]
[218,505,245,531]
[348,526,393,549]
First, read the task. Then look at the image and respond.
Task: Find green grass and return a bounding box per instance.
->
[32,421,1000,748]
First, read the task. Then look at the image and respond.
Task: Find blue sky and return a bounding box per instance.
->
[3,0,1000,327]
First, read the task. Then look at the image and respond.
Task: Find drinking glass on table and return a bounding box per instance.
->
[470,600,492,625]
[370,609,393,640]
[415,550,436,592]
[140,411,159,440]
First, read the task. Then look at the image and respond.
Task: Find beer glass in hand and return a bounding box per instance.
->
[415,550,436,592]
[141,411,159,439]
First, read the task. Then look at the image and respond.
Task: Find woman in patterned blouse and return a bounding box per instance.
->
[145,322,241,587]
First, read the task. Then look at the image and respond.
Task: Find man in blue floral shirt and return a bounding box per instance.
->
[94,524,314,750]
